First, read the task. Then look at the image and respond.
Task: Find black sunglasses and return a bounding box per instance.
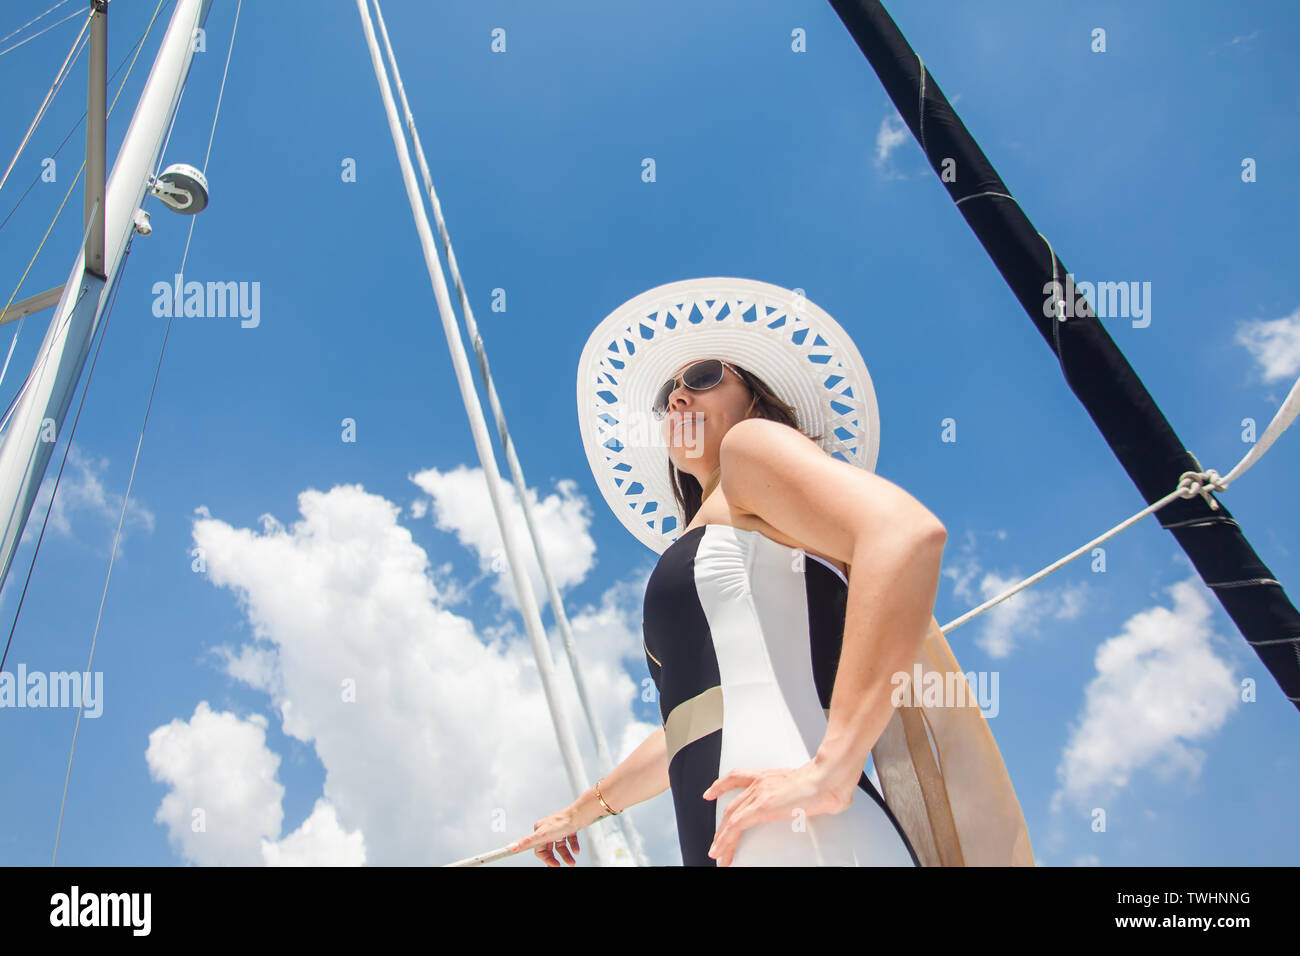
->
[652,359,741,420]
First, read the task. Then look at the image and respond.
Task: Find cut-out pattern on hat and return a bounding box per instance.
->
[578,278,879,554]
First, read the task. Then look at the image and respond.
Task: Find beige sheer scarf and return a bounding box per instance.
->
[870,615,1035,866]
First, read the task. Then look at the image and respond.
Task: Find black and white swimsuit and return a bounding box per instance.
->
[642,523,921,866]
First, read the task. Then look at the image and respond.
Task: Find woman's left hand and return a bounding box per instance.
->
[702,759,853,866]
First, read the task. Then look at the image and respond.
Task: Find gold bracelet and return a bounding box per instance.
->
[595,778,620,816]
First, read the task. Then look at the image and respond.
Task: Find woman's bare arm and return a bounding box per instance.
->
[814,543,946,802]
[572,725,670,821]
[719,417,947,804]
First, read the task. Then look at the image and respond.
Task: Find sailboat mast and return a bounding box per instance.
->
[0,0,215,597]
[84,0,106,279]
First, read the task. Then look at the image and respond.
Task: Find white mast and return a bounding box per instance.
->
[0,0,215,595]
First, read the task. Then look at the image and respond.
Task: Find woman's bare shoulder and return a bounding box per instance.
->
[685,485,849,579]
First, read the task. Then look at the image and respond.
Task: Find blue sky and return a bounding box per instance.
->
[0,0,1297,867]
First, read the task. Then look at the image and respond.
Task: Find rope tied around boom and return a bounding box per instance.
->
[940,370,1300,639]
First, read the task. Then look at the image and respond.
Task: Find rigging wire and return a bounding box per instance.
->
[0,0,177,237]
[0,159,92,397]
[0,0,173,406]
[0,7,92,196]
[0,4,81,59]
[200,0,239,175]
[104,0,171,119]
[0,30,88,232]
[52,0,244,865]
[358,0,635,867]
[48,234,131,866]
[369,0,647,866]
[0,0,72,48]
[0,0,191,703]
[0,202,101,677]
[0,275,104,680]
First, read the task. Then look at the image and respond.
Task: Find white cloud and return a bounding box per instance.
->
[158,480,679,866]
[874,113,908,168]
[1235,306,1300,383]
[1050,573,1240,815]
[145,701,286,866]
[21,444,154,547]
[409,465,598,614]
[213,642,279,695]
[262,799,366,866]
[873,95,961,180]
[146,701,366,866]
[941,528,1090,658]
[1,444,154,615]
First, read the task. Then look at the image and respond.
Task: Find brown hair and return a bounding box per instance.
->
[667,362,824,529]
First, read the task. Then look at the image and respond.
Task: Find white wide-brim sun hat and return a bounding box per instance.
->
[576,277,881,555]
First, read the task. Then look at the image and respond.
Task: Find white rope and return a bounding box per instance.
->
[444,844,518,868]
[940,373,1300,635]
[1219,373,1300,487]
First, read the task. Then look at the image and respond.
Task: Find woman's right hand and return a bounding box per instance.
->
[508,804,595,866]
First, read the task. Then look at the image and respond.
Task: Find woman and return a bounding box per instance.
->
[508,278,1032,866]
